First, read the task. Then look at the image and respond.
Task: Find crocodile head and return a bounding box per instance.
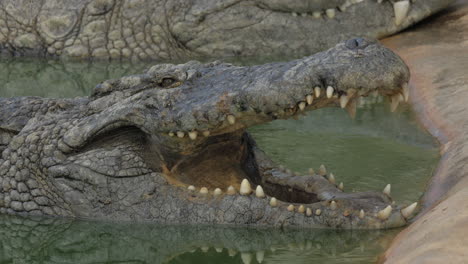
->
[0,38,416,228]
[169,0,454,58]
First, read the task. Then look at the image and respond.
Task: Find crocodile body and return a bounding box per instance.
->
[0,39,416,228]
[0,0,454,60]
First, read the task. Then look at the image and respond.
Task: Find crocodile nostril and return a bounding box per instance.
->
[345,38,369,50]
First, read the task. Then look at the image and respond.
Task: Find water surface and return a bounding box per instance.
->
[0,58,439,264]
[0,214,400,264]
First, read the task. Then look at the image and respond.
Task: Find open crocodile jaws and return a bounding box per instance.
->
[0,38,415,229]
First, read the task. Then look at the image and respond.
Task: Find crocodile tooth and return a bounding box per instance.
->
[326,86,334,98]
[398,93,405,103]
[301,13,307,17]
[298,205,305,213]
[240,179,252,195]
[177,131,185,138]
[319,164,327,175]
[326,9,336,18]
[227,115,236,125]
[401,202,418,218]
[202,130,210,137]
[377,205,392,220]
[215,247,223,253]
[200,187,209,194]
[255,185,265,198]
[292,12,298,17]
[390,94,400,112]
[338,182,344,190]
[187,185,196,191]
[168,132,175,137]
[359,209,365,219]
[241,253,252,264]
[328,173,336,184]
[270,197,278,207]
[340,95,349,108]
[308,168,315,175]
[330,201,337,210]
[394,0,410,26]
[345,99,357,119]
[306,95,314,105]
[312,11,321,18]
[383,184,391,196]
[188,131,198,140]
[213,188,222,196]
[287,204,295,212]
[306,208,312,216]
[314,87,321,97]
[402,83,410,102]
[298,102,306,111]
[201,246,209,252]
[256,251,265,263]
[315,209,322,215]
[227,185,236,195]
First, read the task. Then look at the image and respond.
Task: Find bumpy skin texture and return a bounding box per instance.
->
[0,39,411,229]
[0,0,454,60]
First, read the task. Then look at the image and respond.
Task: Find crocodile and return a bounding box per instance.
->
[0,38,417,228]
[0,0,454,61]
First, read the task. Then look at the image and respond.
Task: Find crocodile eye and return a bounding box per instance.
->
[345,38,369,50]
[161,77,177,88]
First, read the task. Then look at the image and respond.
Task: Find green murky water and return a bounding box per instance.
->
[0,214,401,264]
[249,103,437,205]
[0,58,439,264]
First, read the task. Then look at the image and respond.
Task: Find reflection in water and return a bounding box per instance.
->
[0,214,398,264]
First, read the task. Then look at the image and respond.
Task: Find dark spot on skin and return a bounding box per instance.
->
[161,78,177,88]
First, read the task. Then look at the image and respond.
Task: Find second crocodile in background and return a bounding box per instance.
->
[0,38,417,228]
[0,0,454,60]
